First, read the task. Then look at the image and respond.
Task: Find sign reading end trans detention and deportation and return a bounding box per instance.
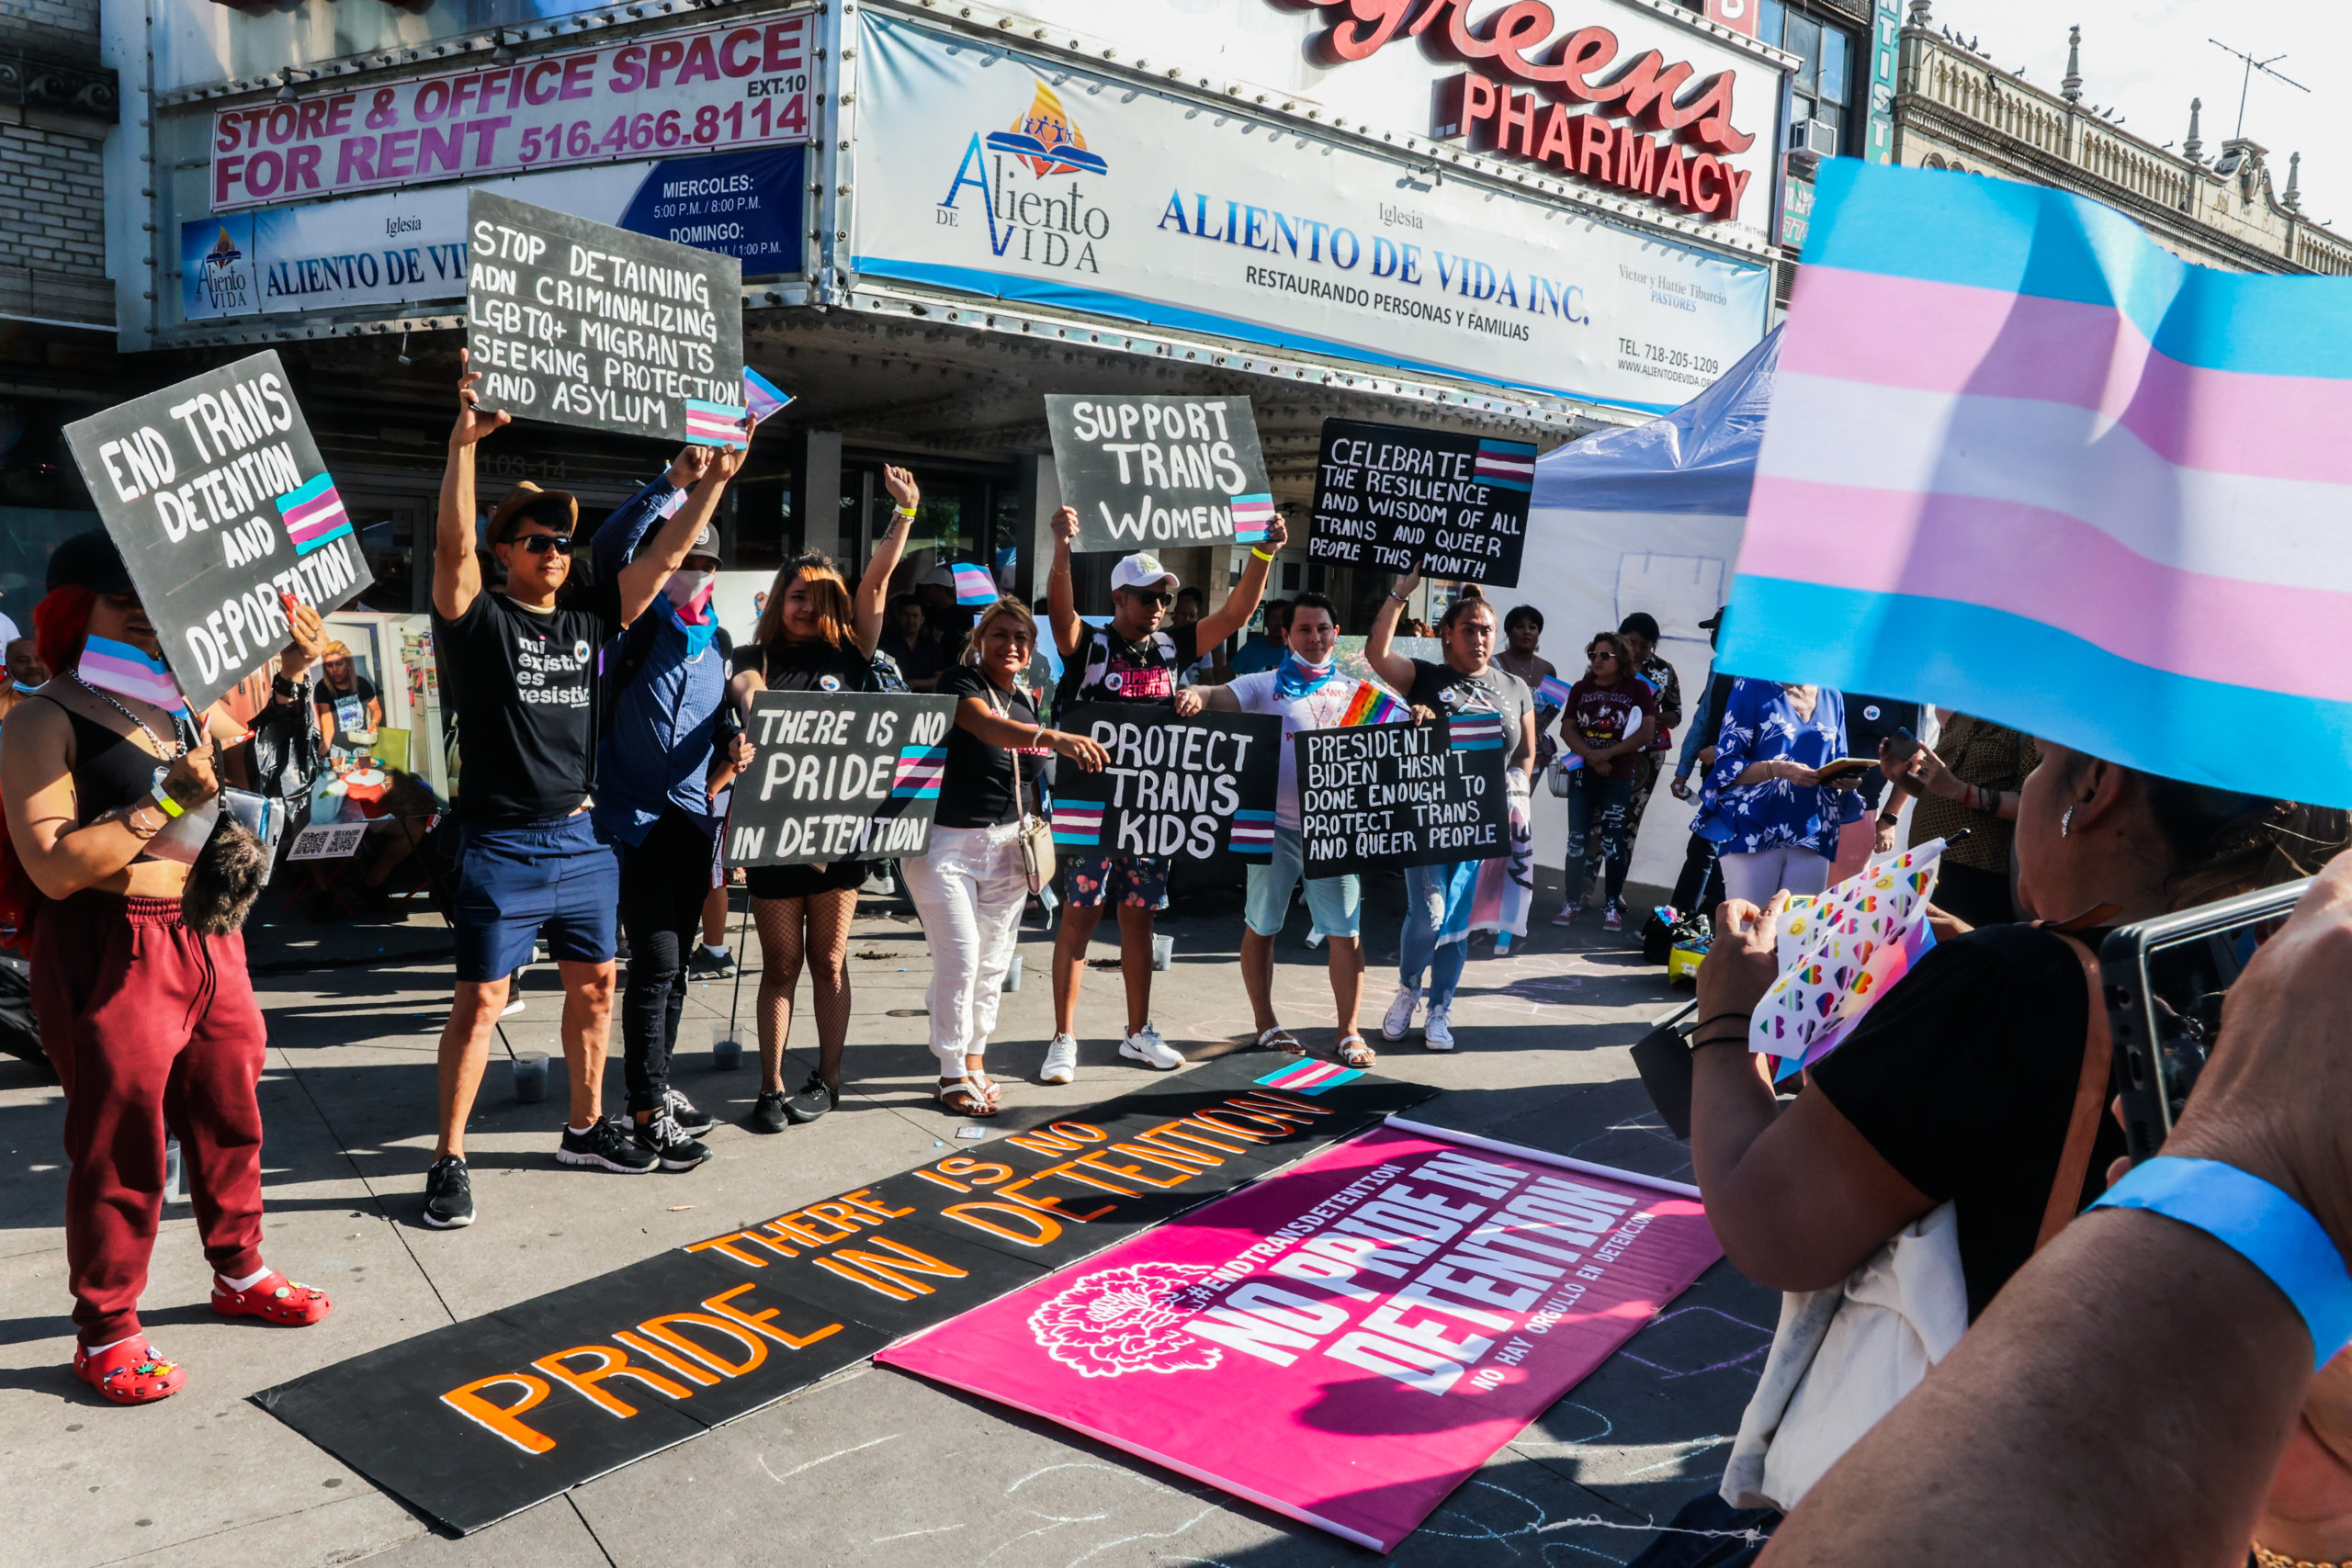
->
[467,189,745,444]
[1296,717,1509,878]
[1310,419,1535,589]
[62,350,370,714]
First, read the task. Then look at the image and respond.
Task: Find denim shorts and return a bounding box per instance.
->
[450,813,620,982]
[1245,828,1361,940]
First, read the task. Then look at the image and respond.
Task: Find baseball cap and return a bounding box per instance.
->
[1111,553,1179,594]
[916,562,956,590]
[47,530,133,594]
[638,521,722,567]
[1697,606,1725,629]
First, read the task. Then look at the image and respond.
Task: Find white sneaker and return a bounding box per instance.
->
[1118,1024,1183,1071]
[1423,1006,1456,1052]
[1041,1034,1080,1085]
[1381,985,1420,1042]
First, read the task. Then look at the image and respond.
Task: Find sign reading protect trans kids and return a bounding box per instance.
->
[209,14,812,211]
[854,10,1770,415]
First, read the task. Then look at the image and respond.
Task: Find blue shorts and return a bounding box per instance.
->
[1245,828,1361,940]
[451,814,620,982]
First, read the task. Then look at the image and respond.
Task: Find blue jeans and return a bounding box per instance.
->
[1398,862,1468,1010]
[1566,765,1636,908]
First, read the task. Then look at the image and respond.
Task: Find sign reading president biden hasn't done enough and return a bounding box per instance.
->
[467,188,746,444]
[1295,717,1510,878]
[1048,704,1281,864]
[62,350,369,714]
[1047,394,1274,553]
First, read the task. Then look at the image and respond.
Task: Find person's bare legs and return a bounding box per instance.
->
[1117,903,1156,1036]
[1241,928,1280,1034]
[435,976,510,1160]
[1052,902,1104,1035]
[1328,935,1364,1039]
[799,886,856,1090]
[554,959,615,1131]
[752,896,807,1094]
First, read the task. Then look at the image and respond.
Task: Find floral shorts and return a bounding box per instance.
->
[1064,852,1171,910]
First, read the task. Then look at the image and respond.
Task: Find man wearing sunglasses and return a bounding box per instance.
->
[419,351,748,1229]
[1045,510,1283,1076]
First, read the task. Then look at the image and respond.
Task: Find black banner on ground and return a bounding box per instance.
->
[1049,704,1281,864]
[1046,394,1272,553]
[61,350,371,714]
[725,691,960,866]
[1295,716,1510,878]
[1306,418,1536,589]
[254,1055,1437,1534]
[466,189,746,444]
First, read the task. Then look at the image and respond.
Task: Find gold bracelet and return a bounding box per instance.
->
[2254,1544,2352,1568]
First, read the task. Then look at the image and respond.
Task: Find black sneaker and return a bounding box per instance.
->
[633,1110,710,1171]
[662,1087,715,1135]
[686,947,735,980]
[749,1089,790,1134]
[557,1117,657,1174]
[422,1155,474,1228]
[784,1077,837,1124]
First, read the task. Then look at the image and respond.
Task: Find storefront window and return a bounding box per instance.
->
[1756,1,1858,153]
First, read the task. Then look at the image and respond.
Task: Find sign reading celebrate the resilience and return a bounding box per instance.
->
[466,189,745,444]
[1046,395,1274,554]
[1050,704,1281,863]
[62,350,371,714]
[1309,418,1536,589]
[726,691,960,866]
[1295,717,1510,878]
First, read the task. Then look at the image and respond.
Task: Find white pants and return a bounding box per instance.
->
[1720,845,1832,908]
[899,822,1028,1075]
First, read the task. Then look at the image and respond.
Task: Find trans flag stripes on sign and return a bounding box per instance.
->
[1051,801,1103,846]
[275,474,352,556]
[1724,159,2352,808]
[1473,440,1536,491]
[1229,808,1275,855]
[890,746,944,800]
[1449,713,1505,751]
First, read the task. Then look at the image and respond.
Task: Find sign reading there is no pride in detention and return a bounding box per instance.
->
[466,189,745,444]
[726,691,960,866]
[62,350,371,715]
[1047,395,1274,553]
[1308,418,1536,589]
[1049,704,1281,863]
[1295,717,1510,879]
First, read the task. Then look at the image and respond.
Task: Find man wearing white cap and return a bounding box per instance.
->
[1043,505,1283,1078]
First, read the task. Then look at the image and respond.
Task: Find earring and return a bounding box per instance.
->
[2061,807,2075,838]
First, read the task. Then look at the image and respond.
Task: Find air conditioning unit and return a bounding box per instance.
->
[1785,117,1838,175]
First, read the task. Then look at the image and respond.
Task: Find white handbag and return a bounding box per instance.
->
[1720,931,2111,1515]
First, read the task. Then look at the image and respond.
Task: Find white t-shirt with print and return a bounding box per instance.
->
[1227,669,1365,832]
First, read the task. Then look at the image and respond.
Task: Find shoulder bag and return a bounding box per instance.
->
[1720,931,2113,1514]
[986,682,1057,895]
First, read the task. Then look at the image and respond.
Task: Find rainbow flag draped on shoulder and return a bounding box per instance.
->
[1339,683,1407,727]
[1723,159,2352,809]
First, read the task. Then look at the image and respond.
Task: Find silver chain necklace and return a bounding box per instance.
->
[70,671,187,762]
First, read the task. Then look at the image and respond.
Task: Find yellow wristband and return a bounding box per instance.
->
[1250,547,1277,563]
[150,784,184,819]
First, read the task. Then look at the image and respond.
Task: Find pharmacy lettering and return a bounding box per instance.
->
[62,350,370,713]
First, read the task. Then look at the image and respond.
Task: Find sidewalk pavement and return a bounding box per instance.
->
[0,875,1771,1567]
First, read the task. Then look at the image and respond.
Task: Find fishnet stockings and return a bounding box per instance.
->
[752,888,855,1093]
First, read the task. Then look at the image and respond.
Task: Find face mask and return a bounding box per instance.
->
[78,635,187,714]
[663,570,716,615]
[11,680,40,694]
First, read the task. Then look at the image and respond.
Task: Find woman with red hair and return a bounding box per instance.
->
[0,531,333,1404]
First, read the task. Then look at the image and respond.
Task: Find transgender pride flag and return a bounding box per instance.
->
[275,474,351,556]
[1725,160,2352,808]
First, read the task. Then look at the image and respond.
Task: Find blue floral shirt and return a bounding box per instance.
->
[1690,679,1864,856]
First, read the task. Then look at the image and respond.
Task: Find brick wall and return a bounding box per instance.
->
[0,0,114,326]
[0,120,106,276]
[1,0,103,63]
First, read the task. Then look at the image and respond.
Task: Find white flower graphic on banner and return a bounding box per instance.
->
[1025,1262,1223,1379]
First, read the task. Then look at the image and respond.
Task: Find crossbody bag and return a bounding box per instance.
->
[985,682,1056,895]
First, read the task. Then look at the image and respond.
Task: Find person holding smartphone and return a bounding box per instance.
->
[1690,678,1866,906]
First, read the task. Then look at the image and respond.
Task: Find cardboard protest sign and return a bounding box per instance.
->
[1048,704,1280,863]
[1295,716,1510,878]
[62,351,371,714]
[466,189,746,445]
[726,691,959,866]
[1308,418,1535,588]
[254,1054,1440,1534]
[1046,394,1273,553]
[881,1125,1723,1553]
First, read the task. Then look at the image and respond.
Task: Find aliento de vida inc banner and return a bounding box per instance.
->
[853,10,1770,412]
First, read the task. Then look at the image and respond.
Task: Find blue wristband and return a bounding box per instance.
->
[2092,1156,2352,1369]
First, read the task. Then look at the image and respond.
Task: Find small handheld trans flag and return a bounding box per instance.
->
[1230,493,1277,545]
[683,399,750,449]
[742,367,792,423]
[952,561,1001,608]
[1536,672,1576,709]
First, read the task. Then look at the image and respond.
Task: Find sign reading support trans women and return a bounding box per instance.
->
[209,14,812,210]
[1046,395,1273,554]
[881,1126,1722,1552]
[1310,418,1535,588]
[62,350,370,713]
[728,691,960,865]
[1049,705,1281,863]
[466,190,745,444]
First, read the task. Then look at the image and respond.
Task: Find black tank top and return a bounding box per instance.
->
[37,693,198,828]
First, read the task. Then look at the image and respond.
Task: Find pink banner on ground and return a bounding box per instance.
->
[878,1127,1722,1551]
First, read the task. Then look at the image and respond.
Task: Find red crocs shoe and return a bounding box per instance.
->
[74,1337,186,1405]
[210,1271,333,1327]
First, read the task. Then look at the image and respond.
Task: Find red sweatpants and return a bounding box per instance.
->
[32,891,266,1345]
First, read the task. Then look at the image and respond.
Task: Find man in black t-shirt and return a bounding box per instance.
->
[1043,502,1283,1075]
[418,350,750,1230]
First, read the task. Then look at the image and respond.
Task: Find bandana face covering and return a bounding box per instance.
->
[662,573,718,657]
[1274,653,1338,701]
[78,635,187,714]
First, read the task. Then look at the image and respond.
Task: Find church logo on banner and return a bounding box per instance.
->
[940,81,1111,273]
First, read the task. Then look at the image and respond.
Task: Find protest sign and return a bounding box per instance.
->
[1049,704,1280,863]
[255,1054,1440,1534]
[62,351,371,714]
[1308,418,1535,589]
[466,189,746,445]
[1046,395,1273,553]
[1295,717,1510,877]
[882,1125,1722,1552]
[725,691,959,866]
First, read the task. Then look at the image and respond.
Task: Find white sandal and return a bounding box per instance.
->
[1258,1027,1305,1054]
[937,1075,1000,1117]
[1339,1036,1375,1068]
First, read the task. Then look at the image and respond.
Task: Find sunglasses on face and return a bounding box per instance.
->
[1593,651,1619,663]
[1125,591,1173,608]
[510,534,575,556]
